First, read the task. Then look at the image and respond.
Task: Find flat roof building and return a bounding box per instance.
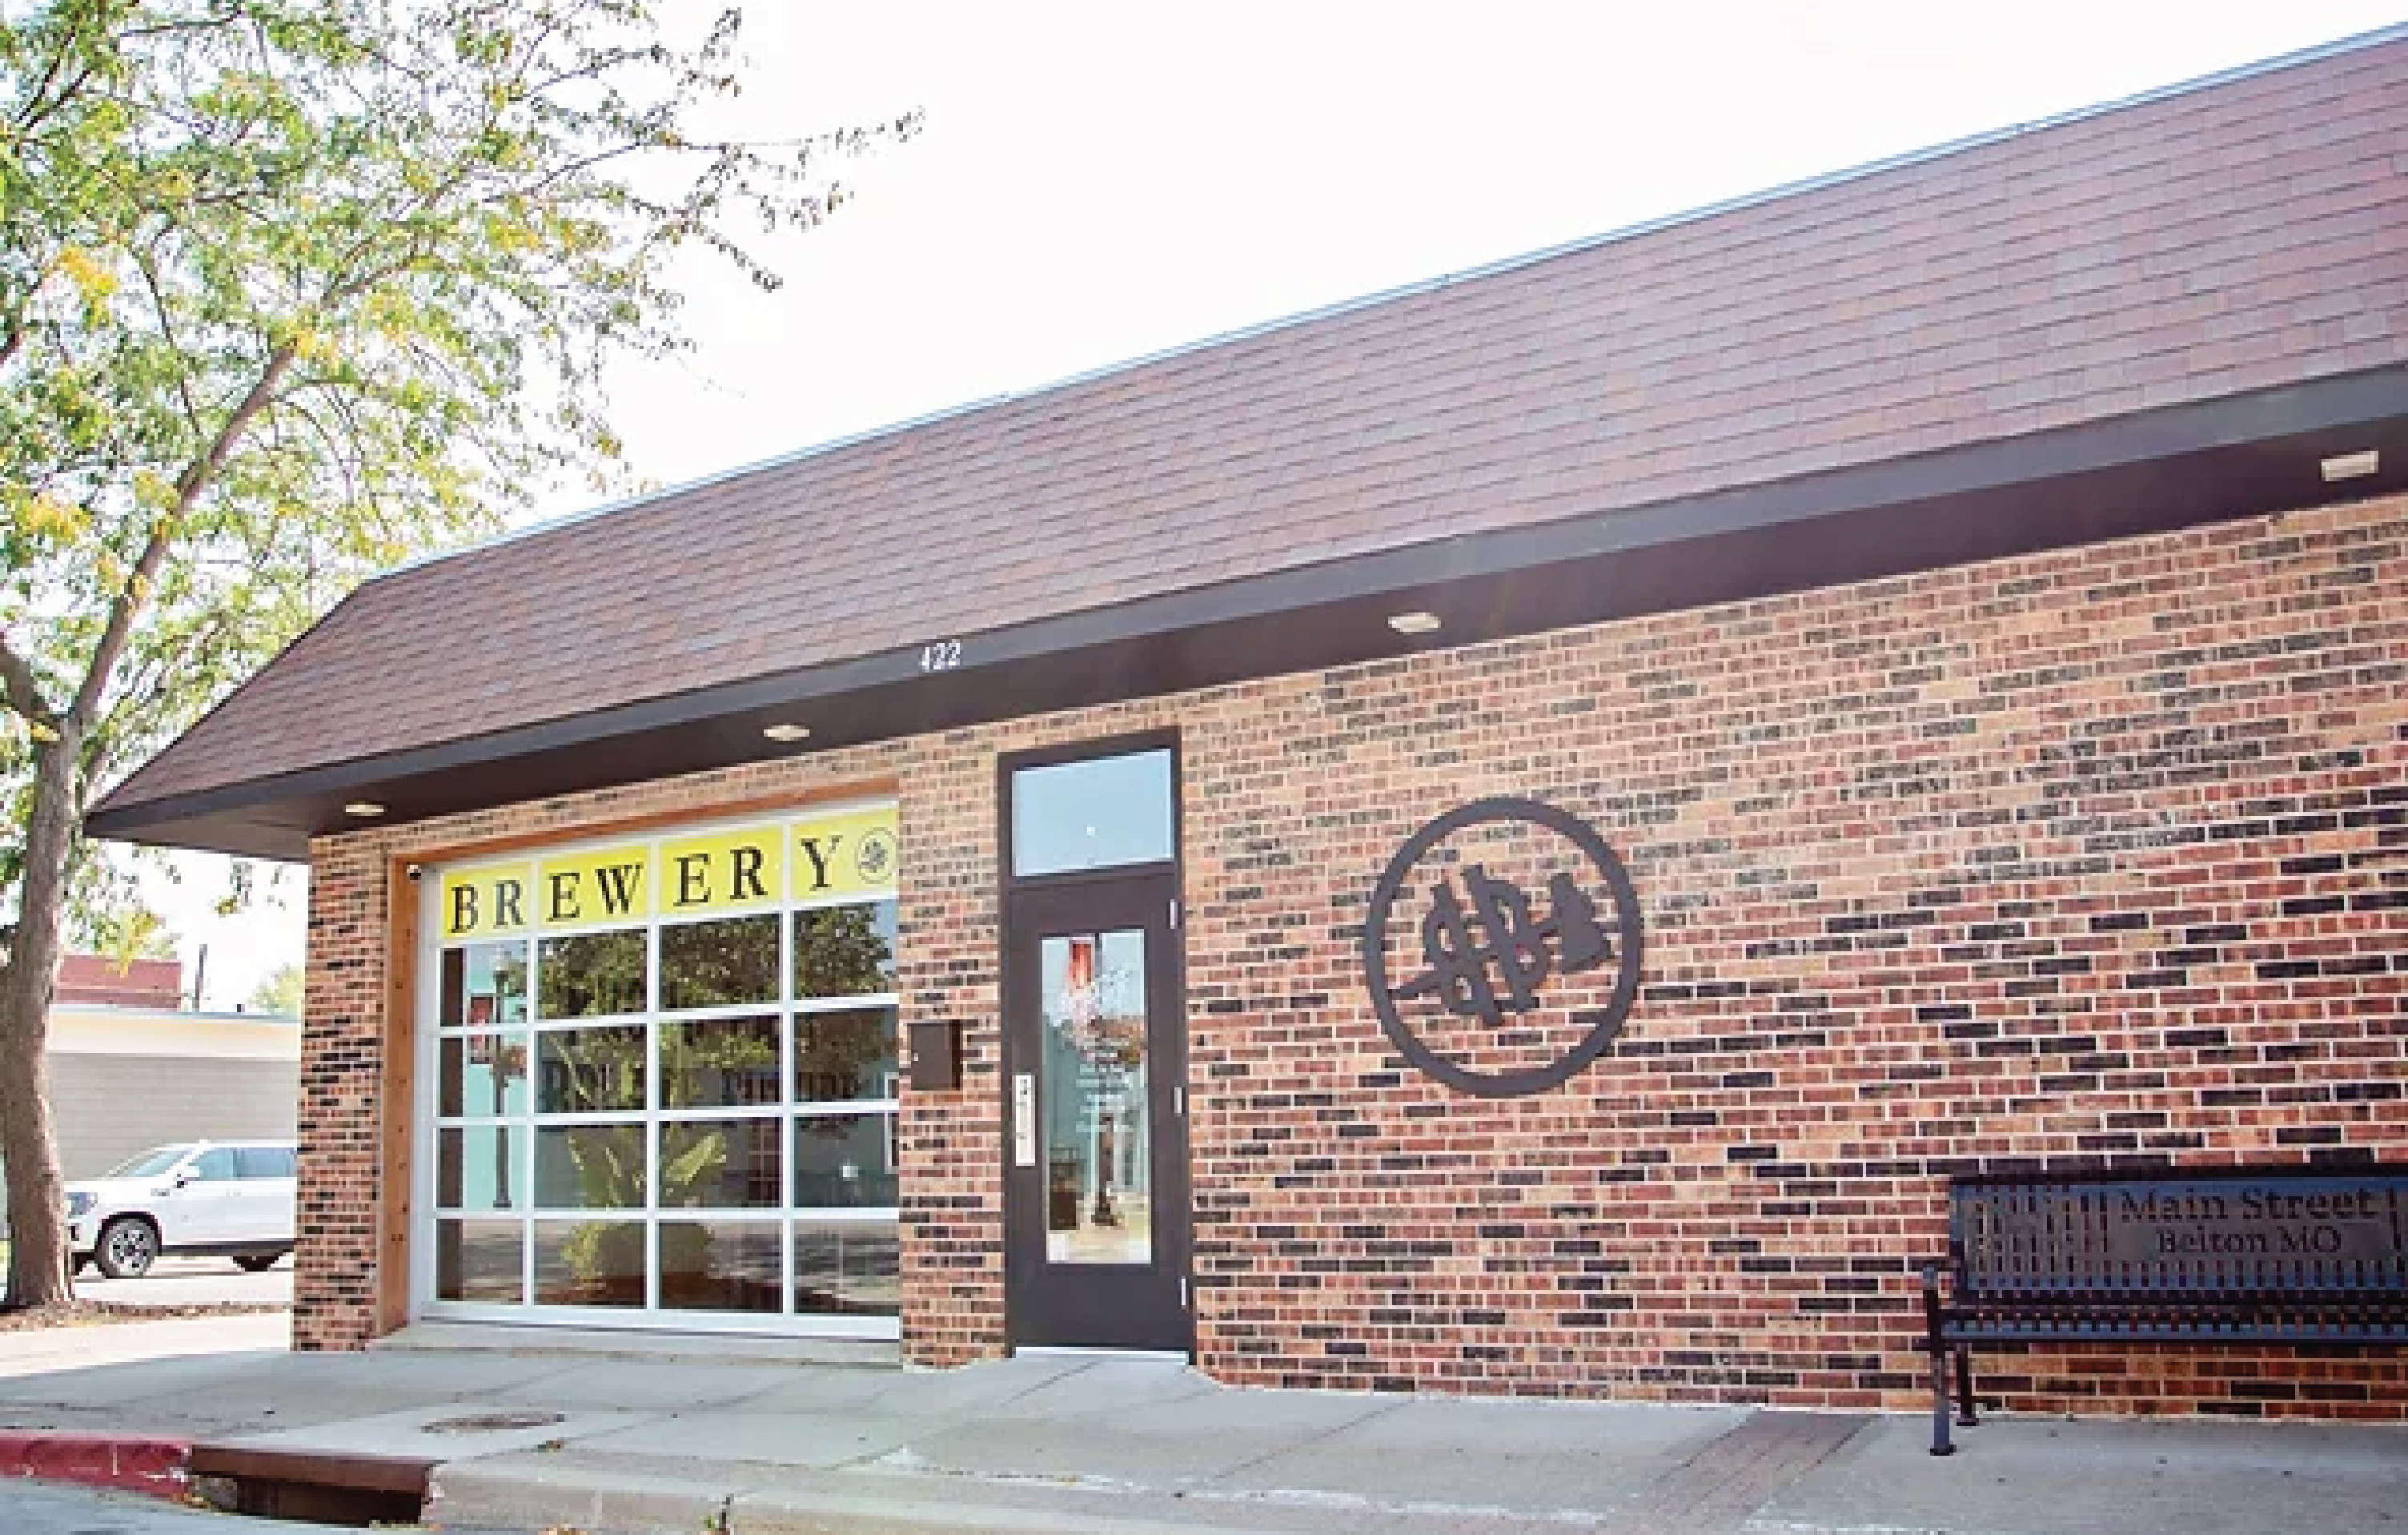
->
[94,29,2408,1418]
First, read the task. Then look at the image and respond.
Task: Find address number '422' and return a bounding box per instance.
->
[919,639,963,673]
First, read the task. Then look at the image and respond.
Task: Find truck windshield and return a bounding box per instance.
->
[103,1146,193,1179]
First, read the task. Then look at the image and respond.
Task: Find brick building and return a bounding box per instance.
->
[54,954,184,1010]
[91,32,2408,1418]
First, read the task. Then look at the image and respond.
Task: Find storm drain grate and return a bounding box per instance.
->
[189,1444,438,1528]
[419,1410,566,1434]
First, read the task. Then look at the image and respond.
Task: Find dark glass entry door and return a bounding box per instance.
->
[1003,874,1190,1350]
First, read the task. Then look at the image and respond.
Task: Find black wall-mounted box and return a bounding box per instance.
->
[908,1017,964,1091]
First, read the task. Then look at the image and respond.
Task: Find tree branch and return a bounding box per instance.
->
[69,339,299,729]
[7,0,104,142]
[129,239,205,433]
[0,633,61,728]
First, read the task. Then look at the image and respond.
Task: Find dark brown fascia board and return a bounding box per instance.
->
[85,364,2408,862]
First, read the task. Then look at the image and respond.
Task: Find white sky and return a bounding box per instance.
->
[147,0,2407,1009]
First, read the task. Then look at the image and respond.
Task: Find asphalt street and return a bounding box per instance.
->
[3,1481,358,1534]
[74,1256,292,1310]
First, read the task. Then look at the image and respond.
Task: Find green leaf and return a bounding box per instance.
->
[663,1129,726,1193]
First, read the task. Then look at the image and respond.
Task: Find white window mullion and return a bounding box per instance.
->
[781,866,798,1315]
[644,910,662,1315]
[411,902,440,1318]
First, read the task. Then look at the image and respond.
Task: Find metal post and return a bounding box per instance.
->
[1923,1263,1956,1456]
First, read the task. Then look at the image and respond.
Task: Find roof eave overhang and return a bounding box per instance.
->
[86,364,2408,862]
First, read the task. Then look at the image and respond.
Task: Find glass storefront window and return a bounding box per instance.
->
[535,1124,648,1208]
[791,1112,897,1208]
[435,1219,524,1304]
[535,1219,645,1307]
[536,1025,646,1113]
[537,929,647,1019]
[441,942,528,1029]
[1011,749,1174,875]
[438,1033,529,1118]
[794,1220,900,1316]
[436,1125,528,1212]
[661,1220,784,1313]
[794,1008,898,1104]
[661,1015,780,1108]
[661,1118,782,1209]
[424,806,901,1336]
[662,914,780,1010]
[793,903,896,998]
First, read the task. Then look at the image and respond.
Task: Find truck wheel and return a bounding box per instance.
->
[94,1216,159,1279]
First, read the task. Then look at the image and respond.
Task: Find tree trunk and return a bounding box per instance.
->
[0,733,82,1308]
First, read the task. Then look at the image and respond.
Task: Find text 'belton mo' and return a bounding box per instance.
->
[435,805,898,940]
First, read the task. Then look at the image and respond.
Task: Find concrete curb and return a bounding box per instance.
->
[423,1449,1686,1535]
[0,1430,191,1498]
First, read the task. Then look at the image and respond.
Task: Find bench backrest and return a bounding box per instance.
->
[1950,1167,2408,1300]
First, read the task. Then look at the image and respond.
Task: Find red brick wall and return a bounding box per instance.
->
[54,954,183,1009]
[293,842,383,1350]
[299,491,2408,1416]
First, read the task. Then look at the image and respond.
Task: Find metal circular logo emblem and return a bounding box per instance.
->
[1363,797,1644,1098]
[854,826,899,885]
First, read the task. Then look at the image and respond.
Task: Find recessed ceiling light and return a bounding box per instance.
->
[343,802,386,818]
[761,723,813,743]
[2322,449,2380,483]
[1387,611,1443,635]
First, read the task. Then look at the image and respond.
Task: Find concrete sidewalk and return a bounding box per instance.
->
[0,1328,2399,1533]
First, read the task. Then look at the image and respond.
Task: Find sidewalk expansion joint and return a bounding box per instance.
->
[1608,1410,1871,1534]
[1197,1392,1411,1485]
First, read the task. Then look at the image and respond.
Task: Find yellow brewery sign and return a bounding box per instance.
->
[439,806,898,942]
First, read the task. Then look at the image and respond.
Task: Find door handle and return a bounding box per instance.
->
[1012,1072,1037,1169]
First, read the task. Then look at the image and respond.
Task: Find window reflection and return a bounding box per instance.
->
[537,930,647,1019]
[1041,930,1152,1265]
[437,1124,528,1212]
[661,1220,783,1313]
[439,1033,529,1118]
[793,1008,897,1104]
[794,1221,900,1316]
[536,1026,646,1112]
[1012,749,1174,875]
[534,1220,644,1307]
[435,1219,524,1303]
[661,1118,782,1209]
[534,1124,646,1209]
[661,1015,779,1108]
[442,942,528,1029]
[791,1114,896,1208]
[662,915,780,1010]
[793,902,896,999]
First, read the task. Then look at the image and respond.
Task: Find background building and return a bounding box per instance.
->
[0,956,300,1220]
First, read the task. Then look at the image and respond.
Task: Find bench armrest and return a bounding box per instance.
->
[1920,1261,1952,1352]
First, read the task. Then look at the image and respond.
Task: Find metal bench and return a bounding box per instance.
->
[1920,1164,2408,1455]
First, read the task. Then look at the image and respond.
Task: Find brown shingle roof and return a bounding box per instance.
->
[97,32,2408,822]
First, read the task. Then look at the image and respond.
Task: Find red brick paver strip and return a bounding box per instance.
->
[0,1431,191,1498]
